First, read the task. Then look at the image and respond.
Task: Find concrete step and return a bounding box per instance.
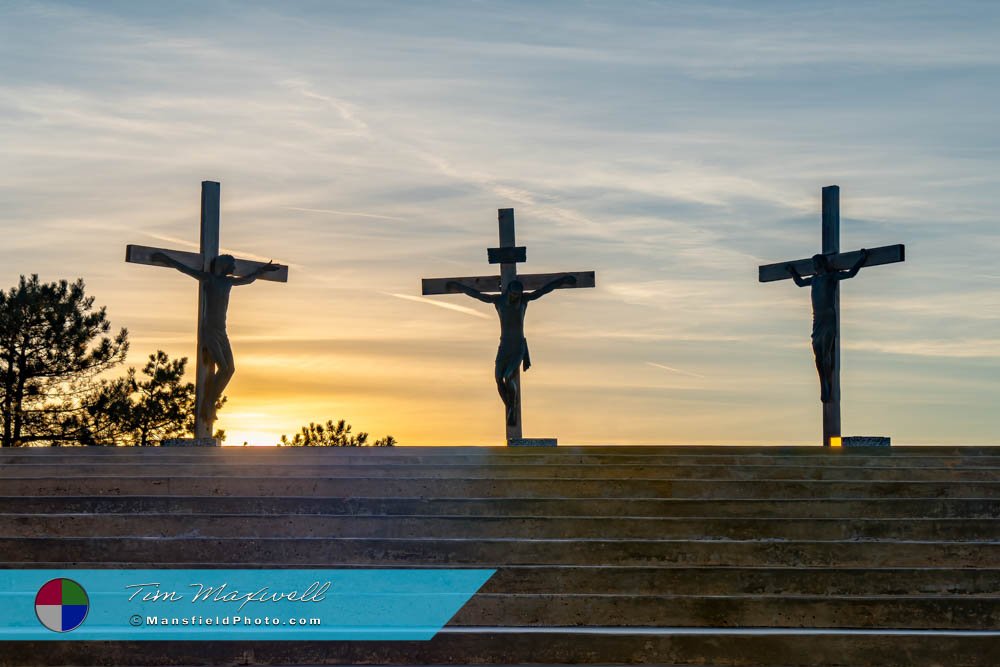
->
[479,566,1000,597]
[5,536,998,567]
[2,630,996,666]
[3,446,1000,467]
[4,462,998,481]
[3,444,998,454]
[4,476,997,498]
[447,594,1000,629]
[3,495,996,518]
[3,514,997,541]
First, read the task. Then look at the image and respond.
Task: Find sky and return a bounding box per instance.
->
[1,0,998,446]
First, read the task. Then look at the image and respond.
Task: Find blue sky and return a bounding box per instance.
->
[1,1,998,445]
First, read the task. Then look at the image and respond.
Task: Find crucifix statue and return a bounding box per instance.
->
[422,208,595,446]
[125,181,289,441]
[758,185,905,447]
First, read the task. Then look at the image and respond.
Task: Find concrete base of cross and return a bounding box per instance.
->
[508,438,558,447]
[843,436,891,447]
[160,437,222,447]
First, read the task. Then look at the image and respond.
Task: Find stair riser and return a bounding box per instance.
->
[4,478,996,498]
[2,496,996,518]
[2,633,996,667]
[3,515,997,541]
[5,538,997,567]
[4,452,1000,468]
[483,567,1000,596]
[2,443,996,452]
[448,595,1000,629]
[3,464,998,481]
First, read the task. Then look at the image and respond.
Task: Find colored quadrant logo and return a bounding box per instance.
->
[35,578,89,632]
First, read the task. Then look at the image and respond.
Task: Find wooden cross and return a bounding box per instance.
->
[124,181,288,440]
[758,185,905,447]
[422,208,595,445]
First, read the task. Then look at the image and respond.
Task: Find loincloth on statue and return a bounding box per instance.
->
[495,336,531,377]
[198,326,233,363]
[811,309,837,345]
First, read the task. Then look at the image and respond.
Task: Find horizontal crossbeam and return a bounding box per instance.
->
[758,244,904,283]
[487,247,527,264]
[125,244,289,283]
[422,271,595,295]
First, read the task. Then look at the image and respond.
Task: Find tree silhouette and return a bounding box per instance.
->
[72,351,206,447]
[0,275,127,447]
[279,419,396,447]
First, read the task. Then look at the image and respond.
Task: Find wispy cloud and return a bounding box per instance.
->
[385,292,491,320]
[646,361,706,378]
[143,233,199,251]
[286,207,405,222]
[846,338,1000,360]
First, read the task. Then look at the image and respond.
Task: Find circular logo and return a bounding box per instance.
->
[35,578,89,633]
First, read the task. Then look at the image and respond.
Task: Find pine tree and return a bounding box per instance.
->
[0,275,127,446]
[76,351,196,447]
[279,419,396,447]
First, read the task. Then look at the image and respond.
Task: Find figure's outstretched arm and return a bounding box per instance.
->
[151,252,206,280]
[231,261,281,286]
[839,248,869,280]
[446,280,495,303]
[785,264,812,287]
[525,274,576,301]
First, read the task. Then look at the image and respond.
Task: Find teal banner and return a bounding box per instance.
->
[0,569,494,640]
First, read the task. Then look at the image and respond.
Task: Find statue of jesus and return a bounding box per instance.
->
[447,275,577,425]
[786,249,869,403]
[151,251,279,427]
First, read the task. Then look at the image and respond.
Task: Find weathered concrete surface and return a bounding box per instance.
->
[3,514,998,541]
[2,444,998,462]
[2,475,996,498]
[5,535,997,567]
[0,445,997,666]
[449,595,1000,629]
[5,462,999,481]
[3,632,998,666]
[2,495,996,518]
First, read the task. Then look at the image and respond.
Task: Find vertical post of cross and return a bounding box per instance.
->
[821,185,841,447]
[195,181,221,439]
[497,208,523,442]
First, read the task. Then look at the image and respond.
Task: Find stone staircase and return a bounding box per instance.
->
[0,445,997,666]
